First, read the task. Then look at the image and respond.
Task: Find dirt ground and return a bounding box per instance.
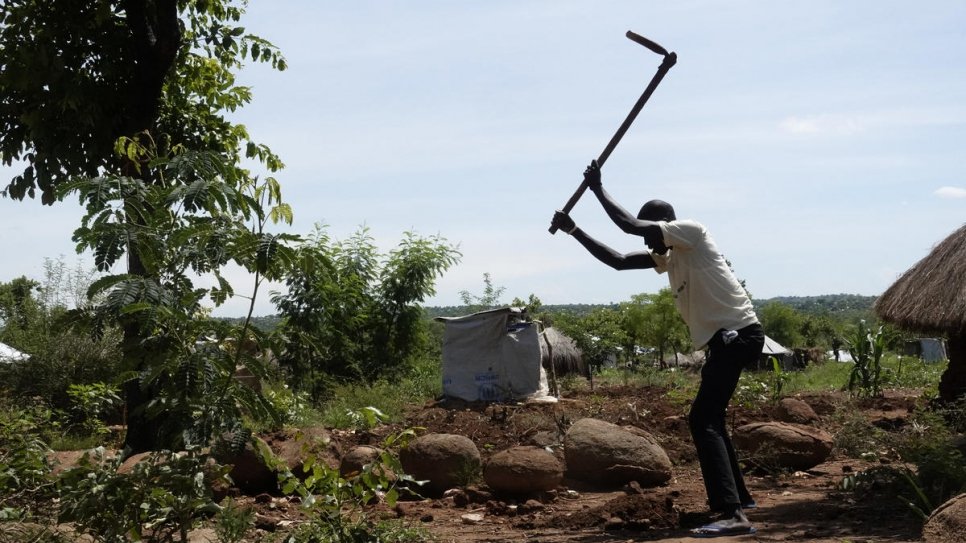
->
[237,382,930,543]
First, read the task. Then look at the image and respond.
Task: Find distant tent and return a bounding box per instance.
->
[903,338,948,363]
[435,307,555,403]
[755,335,795,370]
[0,342,30,363]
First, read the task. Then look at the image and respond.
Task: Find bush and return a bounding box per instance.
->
[57,447,227,543]
[1,326,122,413]
[0,400,54,520]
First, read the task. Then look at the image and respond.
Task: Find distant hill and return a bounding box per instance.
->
[754,294,877,318]
[424,303,619,320]
[224,295,878,327]
[218,314,282,332]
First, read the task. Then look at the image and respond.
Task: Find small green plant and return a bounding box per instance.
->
[768,356,789,403]
[732,373,769,409]
[845,320,886,398]
[278,426,427,542]
[665,384,697,414]
[213,497,255,543]
[261,383,319,428]
[0,401,55,519]
[343,406,389,431]
[66,382,121,438]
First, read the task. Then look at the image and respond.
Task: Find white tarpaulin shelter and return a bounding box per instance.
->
[0,341,30,363]
[435,307,554,402]
[758,335,795,370]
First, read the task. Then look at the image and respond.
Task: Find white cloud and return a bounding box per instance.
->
[934,186,966,199]
[779,114,863,135]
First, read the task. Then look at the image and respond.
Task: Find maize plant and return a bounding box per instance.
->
[845,320,886,397]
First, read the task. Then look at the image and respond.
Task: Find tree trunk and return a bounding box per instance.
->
[938,332,966,403]
[119,1,183,456]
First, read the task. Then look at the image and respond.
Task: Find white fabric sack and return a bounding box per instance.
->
[437,308,551,402]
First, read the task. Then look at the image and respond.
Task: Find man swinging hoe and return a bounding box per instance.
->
[549,32,763,538]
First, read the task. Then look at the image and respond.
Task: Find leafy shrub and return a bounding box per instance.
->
[213,497,255,543]
[57,447,227,543]
[892,409,966,517]
[1,325,123,412]
[0,400,54,519]
[832,409,889,460]
[66,382,121,438]
[261,382,321,429]
[278,424,426,542]
[840,404,966,522]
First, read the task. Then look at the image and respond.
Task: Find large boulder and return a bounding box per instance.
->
[399,433,481,496]
[339,445,386,478]
[733,422,833,471]
[924,493,966,543]
[563,418,672,487]
[212,435,278,495]
[264,426,341,478]
[773,397,820,425]
[484,446,563,495]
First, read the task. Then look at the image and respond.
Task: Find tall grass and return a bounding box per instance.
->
[319,357,442,428]
[784,353,943,395]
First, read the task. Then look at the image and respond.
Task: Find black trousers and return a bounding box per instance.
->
[688,322,764,512]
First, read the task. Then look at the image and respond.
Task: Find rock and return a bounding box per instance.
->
[483,445,563,495]
[47,448,117,477]
[212,435,278,495]
[924,493,966,543]
[399,433,481,496]
[952,434,966,458]
[529,430,562,448]
[264,426,340,479]
[0,522,89,542]
[461,513,484,524]
[774,397,820,425]
[733,422,833,471]
[339,445,386,478]
[563,418,672,487]
[117,451,153,475]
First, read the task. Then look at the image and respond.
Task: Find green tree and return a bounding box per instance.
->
[0,276,41,348]
[1,1,287,453]
[800,313,838,350]
[63,145,295,450]
[555,307,627,372]
[759,301,804,348]
[459,272,505,313]
[272,226,460,400]
[621,288,690,368]
[1,0,285,202]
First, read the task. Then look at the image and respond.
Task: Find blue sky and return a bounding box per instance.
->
[2,1,964,317]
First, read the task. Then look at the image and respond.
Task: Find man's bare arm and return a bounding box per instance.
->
[583,161,662,238]
[570,227,655,270]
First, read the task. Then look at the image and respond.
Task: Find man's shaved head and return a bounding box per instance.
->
[638,199,676,222]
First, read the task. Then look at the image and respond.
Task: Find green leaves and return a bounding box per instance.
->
[272,226,460,394]
[2,0,286,203]
[846,319,887,398]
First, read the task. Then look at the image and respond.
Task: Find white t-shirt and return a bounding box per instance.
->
[650,219,758,348]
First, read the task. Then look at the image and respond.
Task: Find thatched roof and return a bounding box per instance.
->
[539,327,586,376]
[874,223,966,334]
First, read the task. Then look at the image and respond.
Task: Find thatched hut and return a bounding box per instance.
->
[874,223,966,402]
[539,327,587,378]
